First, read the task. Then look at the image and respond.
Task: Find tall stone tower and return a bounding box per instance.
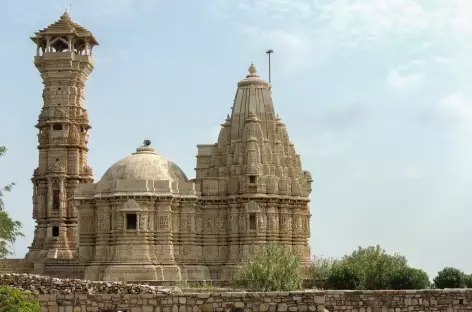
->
[195,64,313,279]
[26,12,98,264]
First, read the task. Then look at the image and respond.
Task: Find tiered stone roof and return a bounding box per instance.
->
[30,11,98,45]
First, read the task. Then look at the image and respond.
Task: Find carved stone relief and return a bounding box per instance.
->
[148,215,154,230]
[159,216,169,230]
[139,213,146,230]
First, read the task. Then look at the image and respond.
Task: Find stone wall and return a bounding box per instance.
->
[0,258,33,274]
[33,292,324,312]
[4,274,472,312]
[30,289,472,312]
[0,273,181,295]
[325,290,472,312]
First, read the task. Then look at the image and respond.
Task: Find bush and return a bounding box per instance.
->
[310,255,336,282]
[237,244,302,291]
[388,267,430,289]
[0,286,40,312]
[342,245,407,290]
[464,274,472,288]
[325,262,364,290]
[433,267,466,289]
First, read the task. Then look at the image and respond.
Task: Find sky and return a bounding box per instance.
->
[0,0,471,278]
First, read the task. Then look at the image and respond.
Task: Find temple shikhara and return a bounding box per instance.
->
[20,12,313,281]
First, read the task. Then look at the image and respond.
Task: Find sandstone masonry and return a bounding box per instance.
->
[30,291,324,312]
[325,289,472,312]
[4,275,472,312]
[25,289,472,312]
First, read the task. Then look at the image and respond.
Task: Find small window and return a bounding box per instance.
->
[52,123,63,130]
[249,176,256,183]
[249,213,256,230]
[126,213,137,230]
[52,226,59,237]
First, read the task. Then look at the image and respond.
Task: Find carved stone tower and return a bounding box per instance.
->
[26,12,98,264]
[195,64,313,279]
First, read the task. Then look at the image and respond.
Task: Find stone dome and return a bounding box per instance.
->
[99,141,188,183]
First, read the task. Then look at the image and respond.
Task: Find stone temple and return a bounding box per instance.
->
[20,12,313,281]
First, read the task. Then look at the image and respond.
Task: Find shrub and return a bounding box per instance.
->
[0,286,40,312]
[464,274,472,288]
[310,255,336,281]
[388,266,430,289]
[342,245,407,290]
[237,244,302,291]
[325,262,364,290]
[433,267,466,289]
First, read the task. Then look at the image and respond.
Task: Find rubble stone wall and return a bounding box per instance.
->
[4,274,472,312]
[33,292,324,312]
[31,290,472,312]
[325,290,472,312]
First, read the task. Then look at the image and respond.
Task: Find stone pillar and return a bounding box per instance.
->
[171,201,181,263]
[77,202,95,264]
[203,203,219,266]
[290,201,310,265]
[179,200,196,264]
[227,201,240,264]
[266,200,279,245]
[279,202,292,251]
[155,199,174,264]
[94,200,110,263]
[194,202,203,263]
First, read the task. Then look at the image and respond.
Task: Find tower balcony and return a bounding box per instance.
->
[34,52,94,65]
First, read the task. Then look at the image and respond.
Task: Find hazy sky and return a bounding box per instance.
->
[0,0,471,278]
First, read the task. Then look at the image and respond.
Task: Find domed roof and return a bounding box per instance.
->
[99,140,188,183]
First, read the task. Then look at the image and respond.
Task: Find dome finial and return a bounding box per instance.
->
[61,10,71,20]
[135,139,155,154]
[248,63,257,75]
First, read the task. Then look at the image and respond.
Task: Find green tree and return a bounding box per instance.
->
[433,267,466,289]
[237,244,302,291]
[464,274,472,288]
[0,286,40,312]
[310,255,336,281]
[341,245,407,290]
[388,266,430,290]
[325,262,364,290]
[0,146,24,258]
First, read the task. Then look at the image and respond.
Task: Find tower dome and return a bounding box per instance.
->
[99,140,188,183]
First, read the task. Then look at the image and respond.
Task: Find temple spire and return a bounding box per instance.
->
[229,63,275,142]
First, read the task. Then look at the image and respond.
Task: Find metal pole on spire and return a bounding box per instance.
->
[266,49,274,83]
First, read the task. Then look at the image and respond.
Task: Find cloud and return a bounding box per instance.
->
[403,165,425,180]
[240,27,322,72]
[209,0,472,70]
[303,102,367,157]
[312,102,367,131]
[386,69,424,89]
[14,0,161,25]
[439,92,472,122]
